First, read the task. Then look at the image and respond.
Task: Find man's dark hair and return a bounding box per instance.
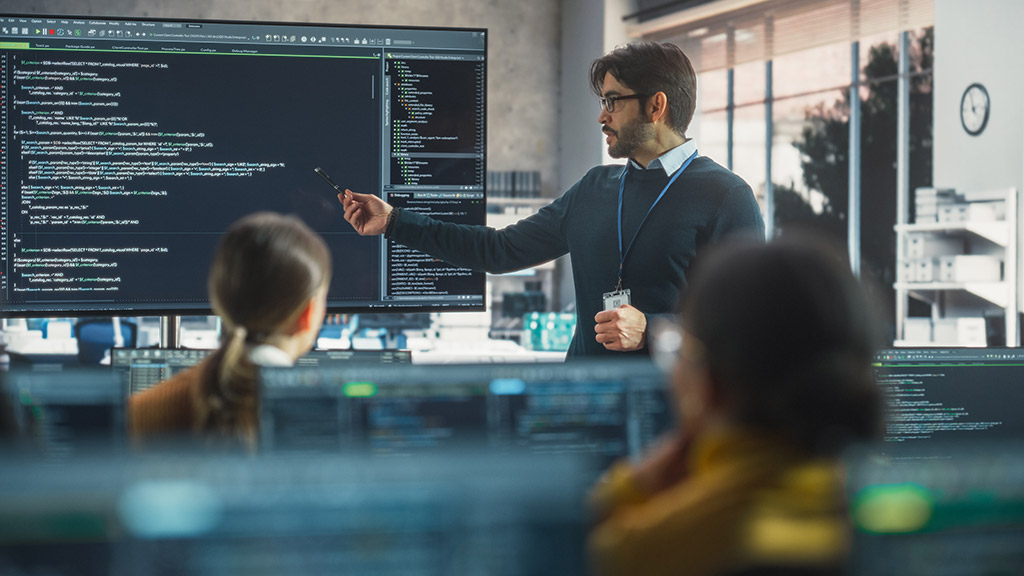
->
[590,41,696,137]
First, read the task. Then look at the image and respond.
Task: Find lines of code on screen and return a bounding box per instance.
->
[0,18,487,315]
[874,352,1024,458]
[2,49,376,313]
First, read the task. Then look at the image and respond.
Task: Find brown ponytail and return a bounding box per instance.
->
[194,212,331,448]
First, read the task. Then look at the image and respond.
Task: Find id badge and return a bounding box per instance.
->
[602,288,631,311]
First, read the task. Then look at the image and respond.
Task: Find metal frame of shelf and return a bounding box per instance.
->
[894,187,1018,346]
[485,197,558,342]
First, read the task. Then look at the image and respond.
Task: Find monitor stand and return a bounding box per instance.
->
[160,316,181,349]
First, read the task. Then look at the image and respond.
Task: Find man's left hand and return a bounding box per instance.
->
[594,305,647,351]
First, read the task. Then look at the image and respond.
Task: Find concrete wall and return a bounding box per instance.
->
[556,0,636,310]
[560,0,604,197]
[0,0,563,196]
[558,0,636,192]
[934,0,1024,312]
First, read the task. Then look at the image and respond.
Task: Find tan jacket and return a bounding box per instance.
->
[589,429,848,576]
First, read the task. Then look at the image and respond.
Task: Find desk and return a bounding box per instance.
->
[410,337,566,364]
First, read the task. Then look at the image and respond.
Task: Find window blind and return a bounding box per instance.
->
[629,0,934,73]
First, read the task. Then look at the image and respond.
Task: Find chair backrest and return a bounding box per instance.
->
[40,319,74,340]
[74,319,138,364]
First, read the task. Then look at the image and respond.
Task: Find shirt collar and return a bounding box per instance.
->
[629,139,697,176]
[248,344,294,367]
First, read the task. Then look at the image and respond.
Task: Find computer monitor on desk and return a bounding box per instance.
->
[113,348,412,395]
[259,360,673,467]
[0,450,592,576]
[1,368,126,455]
[845,442,1024,575]
[873,347,1024,458]
[836,349,1024,574]
[300,349,412,367]
[112,348,213,395]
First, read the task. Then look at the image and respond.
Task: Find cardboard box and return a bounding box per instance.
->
[933,318,958,344]
[957,317,988,347]
[914,188,954,224]
[898,260,915,282]
[913,258,938,283]
[938,255,956,282]
[904,318,932,342]
[951,255,1002,282]
[906,234,963,259]
[959,189,1007,202]
[937,204,969,223]
[965,201,1006,222]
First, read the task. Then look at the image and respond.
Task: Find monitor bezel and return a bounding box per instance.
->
[0,13,489,318]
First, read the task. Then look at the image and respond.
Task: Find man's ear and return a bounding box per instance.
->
[646,91,670,124]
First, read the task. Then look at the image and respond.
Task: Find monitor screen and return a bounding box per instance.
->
[0,451,592,576]
[112,347,212,394]
[113,347,412,394]
[259,360,674,467]
[2,367,126,455]
[873,347,1024,458]
[0,15,487,317]
[845,443,1024,576]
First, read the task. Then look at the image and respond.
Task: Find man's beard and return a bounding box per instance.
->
[606,116,655,159]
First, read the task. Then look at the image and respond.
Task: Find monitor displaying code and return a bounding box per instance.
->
[259,360,674,468]
[0,15,487,316]
[873,347,1024,458]
[112,346,411,394]
[2,368,126,455]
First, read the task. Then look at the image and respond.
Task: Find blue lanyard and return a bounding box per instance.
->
[616,149,698,290]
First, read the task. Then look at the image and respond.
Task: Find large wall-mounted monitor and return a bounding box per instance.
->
[0,15,487,317]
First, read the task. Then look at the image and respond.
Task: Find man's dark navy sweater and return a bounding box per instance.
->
[390,156,765,358]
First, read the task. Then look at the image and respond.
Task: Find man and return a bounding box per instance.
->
[340,41,764,358]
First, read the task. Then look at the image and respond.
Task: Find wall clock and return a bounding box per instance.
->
[960,82,990,136]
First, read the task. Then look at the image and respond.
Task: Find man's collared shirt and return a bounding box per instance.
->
[629,138,697,176]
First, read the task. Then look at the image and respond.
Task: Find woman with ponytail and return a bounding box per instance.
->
[589,234,883,576]
[129,212,330,449]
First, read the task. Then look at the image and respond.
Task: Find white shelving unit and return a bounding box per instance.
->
[894,187,1019,347]
[485,197,557,340]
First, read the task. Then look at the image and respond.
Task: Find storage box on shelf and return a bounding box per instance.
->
[894,187,1019,347]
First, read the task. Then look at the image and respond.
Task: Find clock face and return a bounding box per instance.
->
[960,83,990,136]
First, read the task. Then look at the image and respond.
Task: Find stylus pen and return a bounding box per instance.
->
[314,167,347,198]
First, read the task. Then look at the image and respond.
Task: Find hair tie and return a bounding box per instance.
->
[244,330,269,344]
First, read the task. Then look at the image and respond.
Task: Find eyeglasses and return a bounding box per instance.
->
[599,93,647,113]
[648,316,707,375]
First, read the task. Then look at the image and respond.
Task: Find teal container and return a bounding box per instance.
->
[522,312,576,351]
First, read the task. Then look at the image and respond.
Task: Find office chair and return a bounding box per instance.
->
[74,318,137,365]
[40,319,74,340]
